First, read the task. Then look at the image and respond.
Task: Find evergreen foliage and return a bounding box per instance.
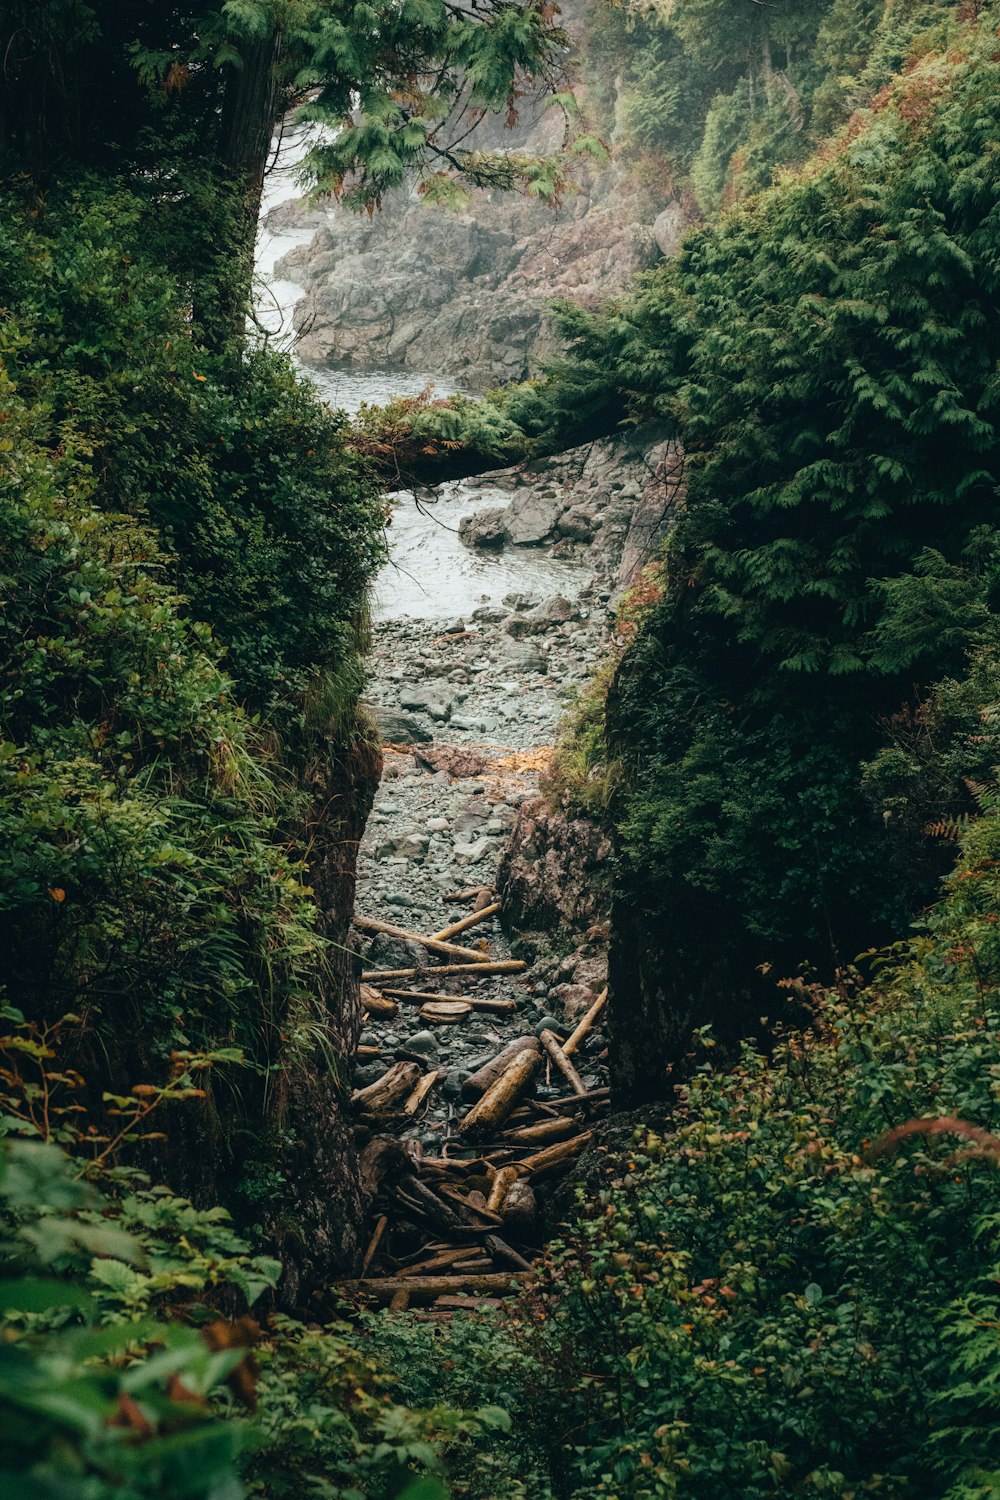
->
[585,0,963,212]
[537,5,1000,1070]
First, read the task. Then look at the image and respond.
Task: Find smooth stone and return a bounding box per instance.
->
[407,1030,440,1058]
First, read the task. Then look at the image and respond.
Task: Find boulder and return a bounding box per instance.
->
[557,507,598,542]
[459,507,508,550]
[504,487,562,546]
[653,202,686,259]
[370,706,433,744]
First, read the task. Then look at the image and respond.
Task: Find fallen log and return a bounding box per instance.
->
[397,1246,486,1278]
[520,1131,593,1179]
[430,902,502,943]
[403,1070,441,1116]
[389,1289,411,1312]
[340,1272,532,1305]
[360,983,399,1018]
[486,1165,521,1215]
[544,1087,611,1114]
[462,1036,541,1101]
[362,959,526,982]
[352,1061,422,1115]
[437,1183,505,1226]
[354,914,490,965]
[459,1048,542,1141]
[383,989,516,1016]
[501,1117,579,1147]
[563,988,608,1056]
[360,1215,388,1277]
[393,1180,466,1238]
[444,886,493,904]
[484,1234,533,1271]
[539,1029,589,1097]
[419,1000,473,1024]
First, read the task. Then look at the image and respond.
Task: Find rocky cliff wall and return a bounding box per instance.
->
[268,0,687,388]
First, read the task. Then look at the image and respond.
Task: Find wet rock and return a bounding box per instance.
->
[400,683,453,720]
[534,1014,563,1036]
[504,487,562,546]
[552,982,600,1023]
[370,706,433,744]
[366,934,425,969]
[407,1030,441,1058]
[557,507,598,542]
[497,794,612,938]
[459,507,508,550]
[395,833,431,861]
[414,744,494,777]
[454,838,490,863]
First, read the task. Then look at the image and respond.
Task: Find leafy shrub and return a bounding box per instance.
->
[0,368,322,1071]
[0,180,384,717]
[561,7,1000,1065]
[1,1137,505,1500]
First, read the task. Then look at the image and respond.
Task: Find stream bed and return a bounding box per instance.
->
[255,132,614,1293]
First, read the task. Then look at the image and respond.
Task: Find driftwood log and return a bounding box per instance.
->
[462,1036,541,1100]
[352,1061,422,1115]
[360,984,399,1018]
[354,914,490,965]
[419,1000,473,1024]
[520,1131,593,1179]
[362,959,525,982]
[563,988,608,1056]
[501,1116,579,1147]
[340,1272,532,1305]
[539,1029,588,1097]
[403,1070,441,1115]
[486,1164,521,1215]
[430,902,502,943]
[459,1047,542,1140]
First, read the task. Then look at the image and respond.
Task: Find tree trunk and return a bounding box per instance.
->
[198,26,283,351]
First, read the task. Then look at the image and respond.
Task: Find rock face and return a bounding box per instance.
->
[267,0,688,388]
[281,199,660,387]
[277,183,664,388]
[457,424,684,591]
[496,793,611,1024]
[497,794,611,944]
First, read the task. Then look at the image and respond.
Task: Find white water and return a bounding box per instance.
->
[254,124,586,622]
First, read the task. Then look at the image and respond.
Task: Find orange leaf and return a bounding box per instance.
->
[48,887,65,903]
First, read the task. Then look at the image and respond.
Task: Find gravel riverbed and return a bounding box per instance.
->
[352,490,618,1149]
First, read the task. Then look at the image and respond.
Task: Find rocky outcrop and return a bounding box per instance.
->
[496,794,611,1023]
[277,179,664,388]
[457,424,684,591]
[267,0,689,388]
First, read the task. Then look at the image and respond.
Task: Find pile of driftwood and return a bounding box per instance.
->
[344,888,608,1312]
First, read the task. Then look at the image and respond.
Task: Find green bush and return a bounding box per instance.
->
[0,1137,508,1500]
[564,7,1000,1054]
[0,367,321,1067]
[0,180,384,718]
